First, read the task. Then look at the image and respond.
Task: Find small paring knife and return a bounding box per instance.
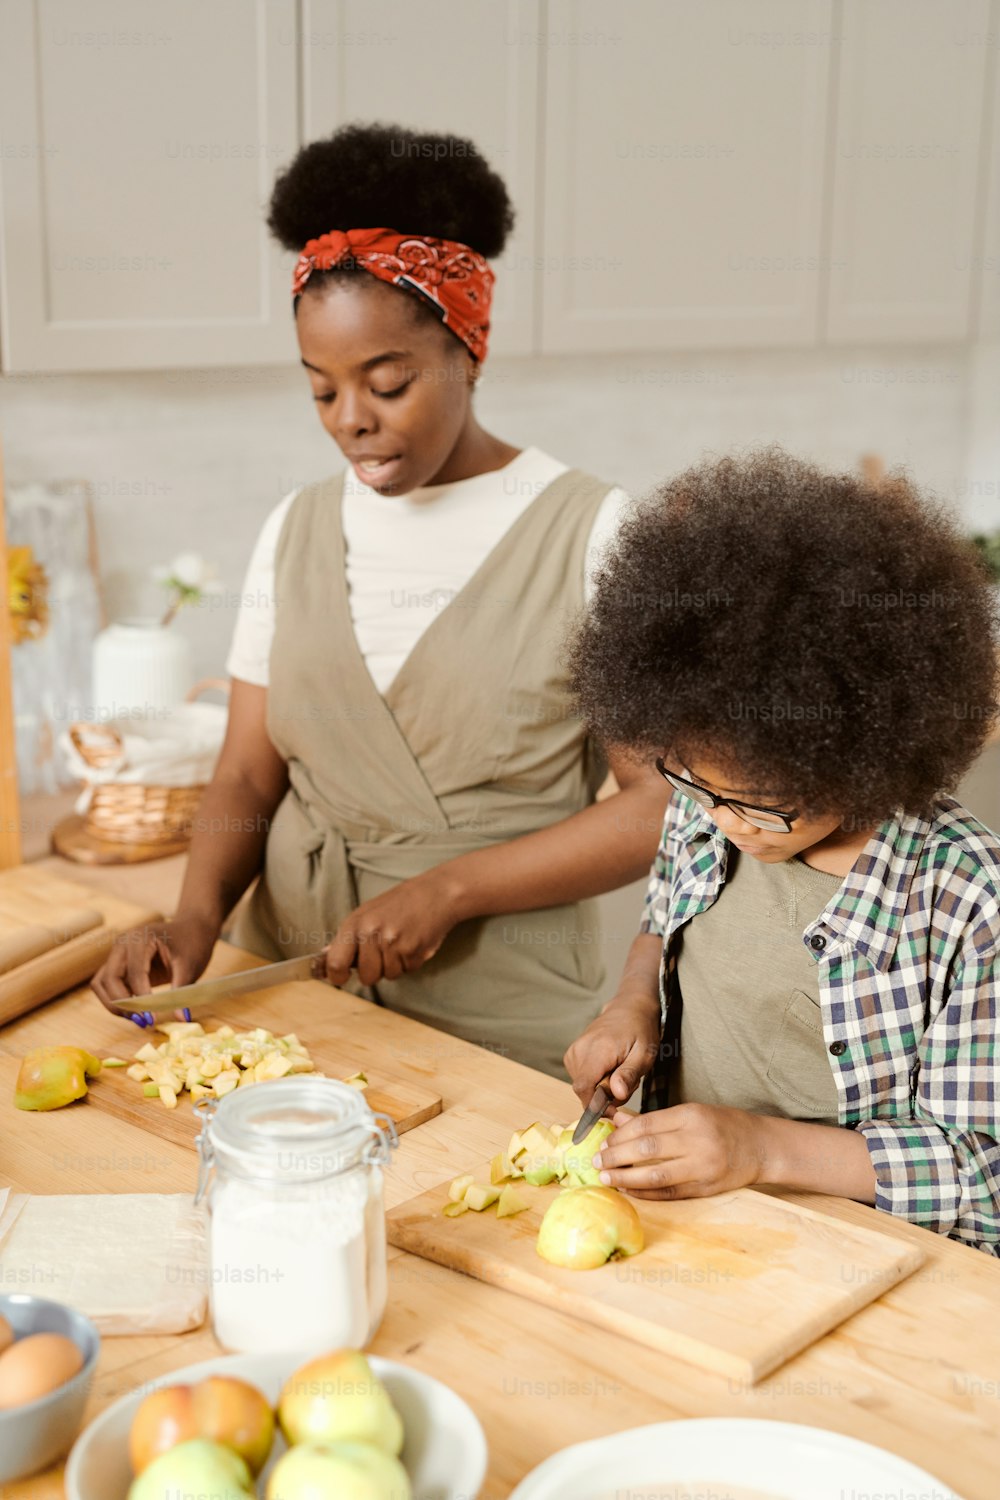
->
[108,951,329,1025]
[572,1079,613,1144]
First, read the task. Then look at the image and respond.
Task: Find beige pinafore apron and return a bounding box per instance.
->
[228,467,614,1076]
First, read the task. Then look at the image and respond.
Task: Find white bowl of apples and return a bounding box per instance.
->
[66,1346,487,1500]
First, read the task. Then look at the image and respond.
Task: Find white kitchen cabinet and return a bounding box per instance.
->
[974,0,1000,339]
[299,0,540,356]
[0,0,299,372]
[826,0,992,343]
[540,0,835,352]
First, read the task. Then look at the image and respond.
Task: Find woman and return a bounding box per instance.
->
[93,122,668,1077]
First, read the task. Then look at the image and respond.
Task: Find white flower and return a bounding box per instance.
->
[171,552,211,588]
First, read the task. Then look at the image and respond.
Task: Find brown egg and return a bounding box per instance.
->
[0,1331,85,1409]
[0,1314,13,1355]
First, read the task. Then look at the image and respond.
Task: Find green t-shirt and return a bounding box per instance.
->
[674,849,844,1124]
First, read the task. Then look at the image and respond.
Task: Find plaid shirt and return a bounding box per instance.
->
[640,792,1000,1254]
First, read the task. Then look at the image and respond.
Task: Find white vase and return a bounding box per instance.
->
[92,618,193,719]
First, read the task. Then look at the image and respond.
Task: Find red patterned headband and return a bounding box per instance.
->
[291,227,494,362]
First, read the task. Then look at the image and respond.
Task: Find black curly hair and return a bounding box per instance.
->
[268,121,513,340]
[570,447,1000,822]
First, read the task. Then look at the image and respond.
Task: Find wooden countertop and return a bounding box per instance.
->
[3,941,1000,1500]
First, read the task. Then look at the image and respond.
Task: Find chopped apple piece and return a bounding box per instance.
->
[213,1070,240,1097]
[255,1054,294,1081]
[142,1083,160,1098]
[159,1084,178,1109]
[520,1123,558,1157]
[442,1201,469,1217]
[101,1057,128,1067]
[464,1183,500,1212]
[490,1152,515,1185]
[497,1185,530,1218]
[342,1071,369,1090]
[126,1063,148,1082]
[448,1173,475,1203]
[134,1042,159,1063]
[286,1053,316,1074]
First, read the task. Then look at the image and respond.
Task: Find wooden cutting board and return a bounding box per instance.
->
[387,1162,926,1384]
[0,942,443,1140]
[89,1038,442,1146]
[0,865,161,1025]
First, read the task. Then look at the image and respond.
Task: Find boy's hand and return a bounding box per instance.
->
[564,992,662,1112]
[594,1103,767,1199]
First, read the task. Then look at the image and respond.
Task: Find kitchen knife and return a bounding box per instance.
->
[572,1079,613,1144]
[108,951,329,1022]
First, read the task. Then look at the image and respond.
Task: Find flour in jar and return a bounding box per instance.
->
[209,1170,372,1355]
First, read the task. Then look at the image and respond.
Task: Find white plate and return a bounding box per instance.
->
[508,1417,964,1500]
[66,1349,487,1500]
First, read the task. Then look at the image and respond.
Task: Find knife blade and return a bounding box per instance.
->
[108,951,329,1022]
[572,1080,612,1144]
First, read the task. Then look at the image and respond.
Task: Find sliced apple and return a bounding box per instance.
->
[464,1183,500,1212]
[496,1185,529,1218]
[448,1173,475,1203]
[442,1201,469,1218]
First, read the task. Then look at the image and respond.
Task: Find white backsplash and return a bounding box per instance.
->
[2,343,998,683]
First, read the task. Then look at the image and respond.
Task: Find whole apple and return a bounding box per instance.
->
[278,1350,403,1455]
[126,1438,255,1500]
[536,1185,644,1270]
[266,1440,412,1500]
[129,1375,274,1475]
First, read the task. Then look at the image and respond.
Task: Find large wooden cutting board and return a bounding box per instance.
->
[387,1163,926,1384]
[0,942,443,1141]
[0,865,161,1024]
[89,1036,442,1146]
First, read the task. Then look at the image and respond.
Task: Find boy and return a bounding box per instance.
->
[565,449,1000,1253]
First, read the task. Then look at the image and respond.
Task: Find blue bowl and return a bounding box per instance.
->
[0,1294,101,1483]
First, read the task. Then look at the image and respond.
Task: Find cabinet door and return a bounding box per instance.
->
[974,1,1000,339]
[541,0,834,352]
[0,0,298,372]
[301,0,540,355]
[827,0,991,343]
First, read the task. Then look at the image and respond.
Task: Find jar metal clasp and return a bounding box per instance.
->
[365,1112,398,1167]
[193,1095,220,1206]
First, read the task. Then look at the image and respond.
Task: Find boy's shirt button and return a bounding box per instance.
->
[809,933,826,951]
[829,1040,847,1056]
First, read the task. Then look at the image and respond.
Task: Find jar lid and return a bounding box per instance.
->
[198,1076,378,1183]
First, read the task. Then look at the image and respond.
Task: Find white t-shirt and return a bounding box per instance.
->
[226,446,629,694]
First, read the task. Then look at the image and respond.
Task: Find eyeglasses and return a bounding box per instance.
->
[655,759,799,834]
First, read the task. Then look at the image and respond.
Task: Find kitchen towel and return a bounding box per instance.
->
[0,1191,208,1334]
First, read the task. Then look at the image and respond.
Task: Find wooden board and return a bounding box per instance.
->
[88,1032,440,1146]
[0,941,443,1140]
[0,864,161,1024]
[387,1160,926,1385]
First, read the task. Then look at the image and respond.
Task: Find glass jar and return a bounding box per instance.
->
[194,1076,397,1356]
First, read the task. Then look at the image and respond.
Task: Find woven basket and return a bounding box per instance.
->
[67,679,229,848]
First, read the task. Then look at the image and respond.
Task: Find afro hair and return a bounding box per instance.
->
[569,447,1000,823]
[268,121,514,257]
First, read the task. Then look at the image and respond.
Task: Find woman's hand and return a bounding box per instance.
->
[90,913,220,1025]
[564,990,663,1112]
[323,869,464,987]
[594,1103,768,1199]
